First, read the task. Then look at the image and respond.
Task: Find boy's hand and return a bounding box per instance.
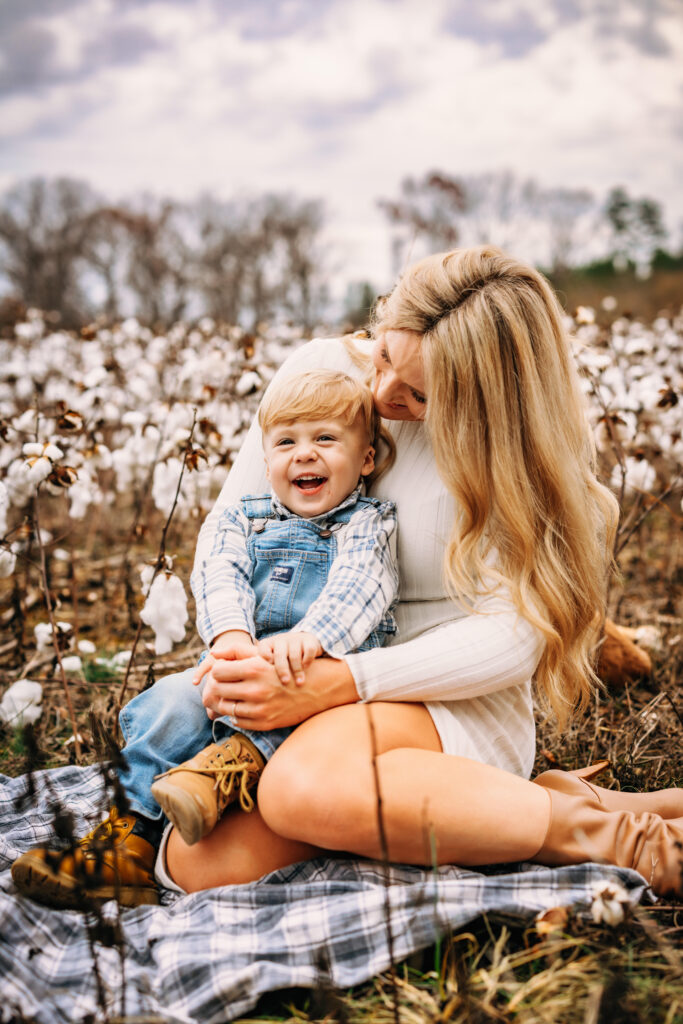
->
[193,629,257,692]
[256,631,322,685]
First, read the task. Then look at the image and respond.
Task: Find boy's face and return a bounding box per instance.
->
[263,414,375,518]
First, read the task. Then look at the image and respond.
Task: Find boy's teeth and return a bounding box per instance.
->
[295,475,325,489]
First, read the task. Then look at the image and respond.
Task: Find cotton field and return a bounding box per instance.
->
[0,306,681,666]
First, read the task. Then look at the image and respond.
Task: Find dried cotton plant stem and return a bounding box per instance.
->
[117,410,198,708]
[366,705,400,1024]
[33,490,82,761]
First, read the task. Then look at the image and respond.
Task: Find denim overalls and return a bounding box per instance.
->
[118,492,387,822]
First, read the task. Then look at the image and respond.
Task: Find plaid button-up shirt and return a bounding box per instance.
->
[191,487,399,656]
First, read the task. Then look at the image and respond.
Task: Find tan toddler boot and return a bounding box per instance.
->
[151,734,266,846]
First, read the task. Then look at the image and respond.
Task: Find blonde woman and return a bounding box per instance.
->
[156,245,683,898]
[16,246,681,906]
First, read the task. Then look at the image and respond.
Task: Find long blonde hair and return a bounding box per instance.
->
[373,246,618,726]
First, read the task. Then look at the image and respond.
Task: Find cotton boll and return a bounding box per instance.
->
[152,457,183,515]
[61,655,83,672]
[0,481,8,536]
[5,461,37,511]
[140,572,188,654]
[611,457,656,495]
[235,370,261,397]
[23,456,52,485]
[34,620,71,653]
[0,546,16,577]
[590,880,631,926]
[0,679,43,726]
[77,639,97,655]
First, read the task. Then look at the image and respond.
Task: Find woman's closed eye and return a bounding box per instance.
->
[410,390,426,405]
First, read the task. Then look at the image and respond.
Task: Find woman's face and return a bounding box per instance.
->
[371,329,427,421]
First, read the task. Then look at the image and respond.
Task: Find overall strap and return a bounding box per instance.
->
[240,494,275,533]
[329,493,382,526]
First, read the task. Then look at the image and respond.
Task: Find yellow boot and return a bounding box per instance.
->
[11,808,159,909]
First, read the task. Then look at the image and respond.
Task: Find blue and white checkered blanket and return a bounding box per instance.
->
[0,763,649,1024]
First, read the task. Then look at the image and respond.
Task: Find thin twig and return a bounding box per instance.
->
[117,410,198,707]
[615,474,682,555]
[366,705,400,1024]
[33,489,82,760]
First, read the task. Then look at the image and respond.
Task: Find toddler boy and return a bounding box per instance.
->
[150,368,398,845]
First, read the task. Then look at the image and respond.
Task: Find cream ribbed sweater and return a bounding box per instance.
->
[194,338,544,778]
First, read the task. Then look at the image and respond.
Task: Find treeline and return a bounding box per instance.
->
[0,172,679,331]
[0,178,326,329]
[377,170,675,278]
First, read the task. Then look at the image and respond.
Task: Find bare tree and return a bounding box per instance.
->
[0,177,102,325]
[121,197,192,325]
[605,186,667,270]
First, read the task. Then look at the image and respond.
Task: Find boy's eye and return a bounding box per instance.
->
[275,438,294,446]
[317,434,336,442]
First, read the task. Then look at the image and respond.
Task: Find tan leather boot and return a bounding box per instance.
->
[151,733,266,846]
[537,762,683,819]
[532,772,683,898]
[11,808,159,909]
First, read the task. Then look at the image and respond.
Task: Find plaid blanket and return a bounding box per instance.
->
[0,763,649,1024]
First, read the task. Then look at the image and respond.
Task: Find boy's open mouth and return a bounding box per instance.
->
[293,474,327,491]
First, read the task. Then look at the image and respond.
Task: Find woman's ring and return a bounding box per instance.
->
[231,700,238,718]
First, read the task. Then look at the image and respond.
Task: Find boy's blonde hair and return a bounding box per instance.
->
[372,245,619,728]
[258,369,394,483]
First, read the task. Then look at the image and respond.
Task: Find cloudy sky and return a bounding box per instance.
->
[1,0,682,291]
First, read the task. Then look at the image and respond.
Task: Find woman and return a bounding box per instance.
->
[163,245,683,898]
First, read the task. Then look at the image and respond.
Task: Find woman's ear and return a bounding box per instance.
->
[360,446,375,477]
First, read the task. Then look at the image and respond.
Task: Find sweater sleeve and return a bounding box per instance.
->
[344,590,545,703]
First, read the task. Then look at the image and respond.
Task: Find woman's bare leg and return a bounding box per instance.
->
[258,703,550,866]
[166,803,319,892]
[166,701,551,890]
[166,700,444,889]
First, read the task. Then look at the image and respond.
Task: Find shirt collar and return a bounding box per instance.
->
[270,484,364,522]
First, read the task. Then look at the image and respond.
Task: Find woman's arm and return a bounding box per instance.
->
[346,597,545,703]
[200,592,544,729]
[200,647,359,728]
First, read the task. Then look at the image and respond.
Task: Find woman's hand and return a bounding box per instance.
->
[197,648,360,729]
[192,629,258,703]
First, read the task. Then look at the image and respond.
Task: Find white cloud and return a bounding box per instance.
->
[0,0,681,291]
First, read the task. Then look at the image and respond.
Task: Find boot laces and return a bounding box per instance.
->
[79,814,129,850]
[212,761,256,814]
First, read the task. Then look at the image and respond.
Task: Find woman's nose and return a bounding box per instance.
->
[376,370,399,403]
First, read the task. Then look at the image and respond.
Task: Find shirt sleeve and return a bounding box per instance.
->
[190,503,257,646]
[344,589,546,703]
[294,501,399,657]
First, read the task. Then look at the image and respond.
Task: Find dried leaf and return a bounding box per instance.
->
[535,906,570,936]
[57,409,85,431]
[47,465,78,488]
